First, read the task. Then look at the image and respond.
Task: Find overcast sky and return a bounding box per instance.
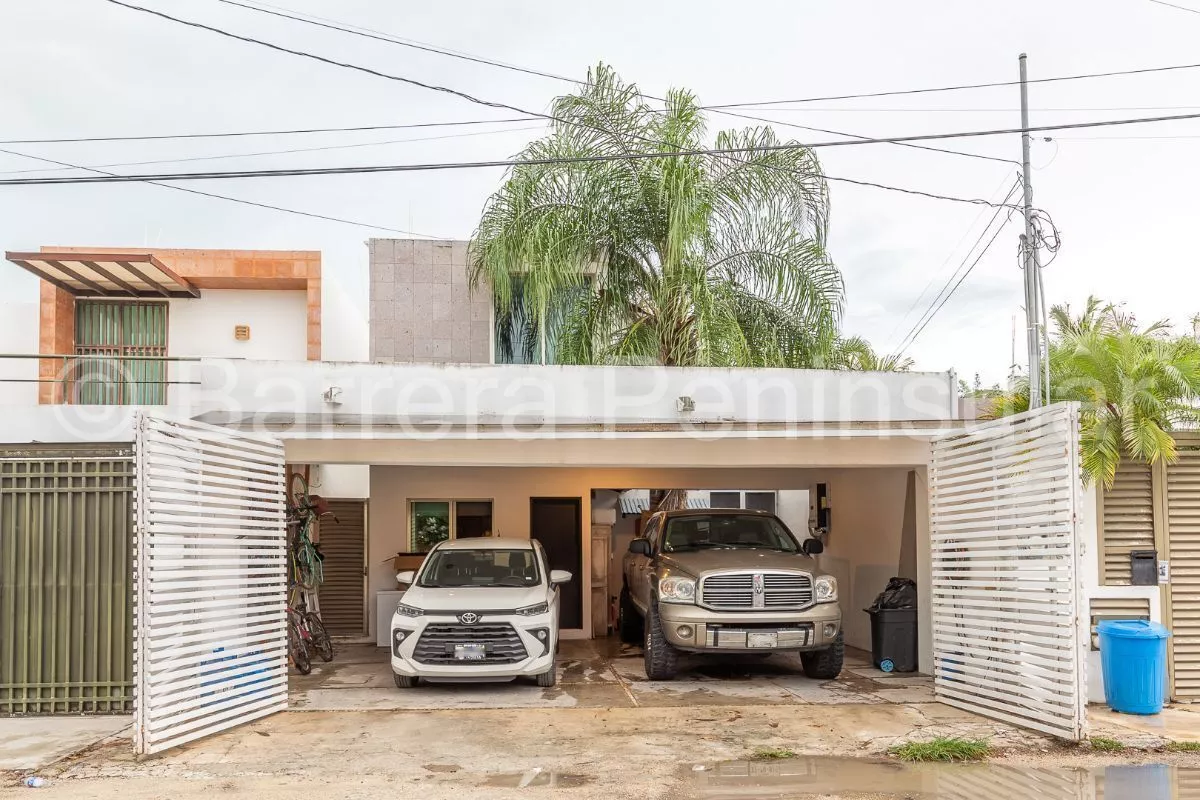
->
[2,0,1199,385]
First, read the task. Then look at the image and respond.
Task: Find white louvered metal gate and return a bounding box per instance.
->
[929,403,1088,741]
[133,413,287,755]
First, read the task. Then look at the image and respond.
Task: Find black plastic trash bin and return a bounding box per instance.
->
[865,607,918,673]
[864,609,916,671]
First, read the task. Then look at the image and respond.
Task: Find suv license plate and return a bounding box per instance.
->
[747,632,778,648]
[454,644,487,660]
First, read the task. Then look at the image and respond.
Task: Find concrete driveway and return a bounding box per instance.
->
[289,638,937,711]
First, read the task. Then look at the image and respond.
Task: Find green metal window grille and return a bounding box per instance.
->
[73,300,168,405]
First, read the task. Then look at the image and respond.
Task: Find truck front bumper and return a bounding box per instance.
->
[657,602,842,653]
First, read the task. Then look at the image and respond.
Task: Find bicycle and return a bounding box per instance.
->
[287,472,329,590]
[285,472,336,671]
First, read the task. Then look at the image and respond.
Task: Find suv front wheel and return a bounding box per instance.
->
[643,603,680,680]
[800,631,844,679]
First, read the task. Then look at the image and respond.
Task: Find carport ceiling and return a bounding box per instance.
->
[6,251,200,298]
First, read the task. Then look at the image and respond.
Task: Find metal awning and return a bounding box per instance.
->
[5,251,200,298]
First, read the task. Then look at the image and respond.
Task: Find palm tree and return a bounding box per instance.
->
[830,336,915,372]
[991,298,1200,487]
[470,64,843,368]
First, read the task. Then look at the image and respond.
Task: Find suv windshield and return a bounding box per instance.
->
[418,549,542,588]
[662,514,800,553]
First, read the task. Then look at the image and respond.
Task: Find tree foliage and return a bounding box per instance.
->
[470,64,845,368]
[990,296,1200,487]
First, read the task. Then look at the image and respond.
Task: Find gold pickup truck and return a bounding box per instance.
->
[619,508,842,680]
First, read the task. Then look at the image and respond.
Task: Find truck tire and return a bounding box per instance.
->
[800,631,844,679]
[618,586,643,645]
[643,603,680,680]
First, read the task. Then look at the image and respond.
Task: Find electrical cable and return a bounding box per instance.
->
[0,146,448,237]
[5,111,1199,187]
[704,61,1200,109]
[882,173,1020,351]
[210,0,579,84]
[1145,0,1200,15]
[202,0,1013,166]
[896,213,1016,357]
[893,183,1021,356]
[0,116,542,145]
[0,124,547,177]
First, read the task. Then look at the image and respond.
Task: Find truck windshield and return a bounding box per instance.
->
[418,549,542,588]
[661,515,800,553]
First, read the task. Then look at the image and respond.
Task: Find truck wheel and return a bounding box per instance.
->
[393,673,418,688]
[643,603,680,680]
[800,631,844,679]
[618,587,643,645]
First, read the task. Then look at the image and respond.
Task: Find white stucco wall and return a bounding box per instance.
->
[366,465,917,643]
[168,290,308,361]
[815,468,913,654]
[777,489,810,538]
[0,300,38,406]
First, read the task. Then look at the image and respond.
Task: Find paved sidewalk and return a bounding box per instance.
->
[0,717,130,771]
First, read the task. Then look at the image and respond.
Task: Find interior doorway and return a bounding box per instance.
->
[530,497,583,630]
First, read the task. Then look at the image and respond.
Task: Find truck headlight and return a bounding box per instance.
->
[658,576,696,604]
[516,602,549,617]
[396,602,424,618]
[814,576,838,603]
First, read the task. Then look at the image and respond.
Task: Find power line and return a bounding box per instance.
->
[96,0,1025,207]
[203,0,1012,166]
[705,61,1200,109]
[883,174,1019,351]
[6,111,1200,187]
[0,146,447,237]
[0,116,541,145]
[103,1,556,123]
[894,198,1019,356]
[1145,0,1200,14]
[210,0,579,84]
[0,124,546,177]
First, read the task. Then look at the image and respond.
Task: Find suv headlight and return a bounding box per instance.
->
[814,576,838,603]
[396,602,423,618]
[516,602,549,617]
[658,576,696,604]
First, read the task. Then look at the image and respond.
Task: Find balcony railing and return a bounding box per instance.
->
[0,353,201,405]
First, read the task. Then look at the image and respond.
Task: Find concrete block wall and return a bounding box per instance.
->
[369,239,493,364]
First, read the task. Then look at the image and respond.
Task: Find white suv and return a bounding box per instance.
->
[390,537,571,688]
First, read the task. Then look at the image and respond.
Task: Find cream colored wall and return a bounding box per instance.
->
[816,468,912,653]
[368,464,920,644]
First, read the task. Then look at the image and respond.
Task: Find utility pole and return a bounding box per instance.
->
[1019,53,1043,408]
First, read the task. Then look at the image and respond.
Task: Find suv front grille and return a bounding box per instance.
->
[412,623,528,664]
[699,572,814,610]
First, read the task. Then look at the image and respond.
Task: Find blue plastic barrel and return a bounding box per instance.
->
[1098,620,1170,715]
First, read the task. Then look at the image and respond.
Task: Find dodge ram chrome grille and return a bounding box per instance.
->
[699,572,814,610]
[412,623,528,664]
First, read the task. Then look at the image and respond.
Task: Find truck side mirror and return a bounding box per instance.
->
[802,538,824,556]
[629,538,651,556]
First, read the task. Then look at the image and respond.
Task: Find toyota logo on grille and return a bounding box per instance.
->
[752,574,764,595]
[458,612,479,625]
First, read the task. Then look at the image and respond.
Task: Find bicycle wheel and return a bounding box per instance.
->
[306,612,334,662]
[287,471,310,517]
[288,617,312,675]
[295,543,319,589]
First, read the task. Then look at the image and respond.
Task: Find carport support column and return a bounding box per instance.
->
[915,466,934,675]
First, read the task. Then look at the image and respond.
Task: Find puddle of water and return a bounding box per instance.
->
[687,757,1199,799]
[482,768,594,788]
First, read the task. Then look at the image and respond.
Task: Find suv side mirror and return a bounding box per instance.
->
[550,569,573,585]
[396,570,416,585]
[802,538,824,556]
[629,538,651,556]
